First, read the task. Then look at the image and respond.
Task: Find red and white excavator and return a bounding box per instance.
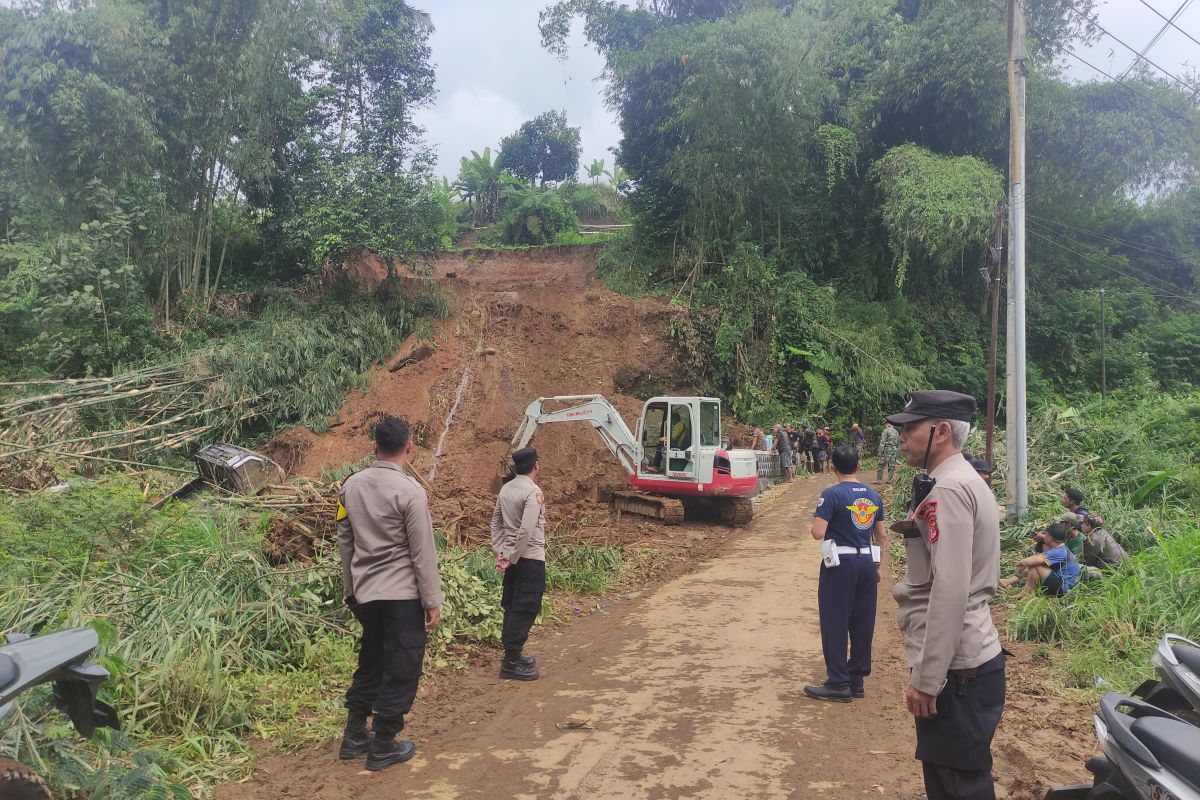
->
[504,394,759,525]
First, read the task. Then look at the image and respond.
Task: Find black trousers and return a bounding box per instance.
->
[345,599,427,739]
[817,554,877,687]
[915,653,1006,800]
[501,558,546,656]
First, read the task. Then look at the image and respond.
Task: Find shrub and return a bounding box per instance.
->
[499,189,578,245]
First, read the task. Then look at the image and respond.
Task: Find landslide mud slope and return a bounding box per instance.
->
[279,247,691,542]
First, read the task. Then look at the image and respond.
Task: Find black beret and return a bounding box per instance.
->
[512,447,538,470]
[887,390,977,425]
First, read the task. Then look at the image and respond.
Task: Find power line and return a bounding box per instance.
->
[1026,213,1197,265]
[1027,217,1198,295]
[1120,0,1196,82]
[1134,0,1200,50]
[1026,225,1200,306]
[1057,0,1199,95]
[999,0,1199,129]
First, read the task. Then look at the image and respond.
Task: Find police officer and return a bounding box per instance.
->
[491,447,546,681]
[804,444,886,702]
[889,390,1004,800]
[336,416,443,771]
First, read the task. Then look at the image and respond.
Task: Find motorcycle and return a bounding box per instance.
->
[1044,692,1200,800]
[0,627,120,800]
[1133,634,1200,718]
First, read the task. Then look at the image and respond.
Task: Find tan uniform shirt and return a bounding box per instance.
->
[336,461,443,609]
[893,452,1001,696]
[490,474,546,564]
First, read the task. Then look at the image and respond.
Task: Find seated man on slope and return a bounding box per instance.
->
[1000,522,1081,599]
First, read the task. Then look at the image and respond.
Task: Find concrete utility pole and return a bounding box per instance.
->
[1005,0,1029,519]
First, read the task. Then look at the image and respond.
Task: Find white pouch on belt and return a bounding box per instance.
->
[870,544,881,564]
[821,539,841,568]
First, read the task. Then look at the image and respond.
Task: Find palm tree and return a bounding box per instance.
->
[586,158,606,185]
[608,164,630,189]
[455,147,507,224]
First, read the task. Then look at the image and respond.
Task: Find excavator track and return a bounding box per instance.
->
[0,758,50,800]
[611,491,685,525]
[723,496,754,526]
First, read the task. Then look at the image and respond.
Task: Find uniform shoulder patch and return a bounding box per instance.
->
[335,500,348,522]
[535,492,544,505]
[920,500,939,543]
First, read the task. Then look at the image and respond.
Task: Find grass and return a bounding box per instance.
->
[0,471,625,798]
[997,390,1200,692]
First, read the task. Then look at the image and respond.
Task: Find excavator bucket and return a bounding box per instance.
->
[489,454,515,494]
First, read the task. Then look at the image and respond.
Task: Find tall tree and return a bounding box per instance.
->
[499,110,582,186]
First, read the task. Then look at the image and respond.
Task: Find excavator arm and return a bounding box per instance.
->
[509,395,642,476]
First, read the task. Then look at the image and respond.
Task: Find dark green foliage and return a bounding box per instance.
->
[544,0,1200,415]
[499,189,580,246]
[499,110,582,187]
[0,0,446,373]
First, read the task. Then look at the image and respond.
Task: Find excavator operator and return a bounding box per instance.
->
[670,410,692,450]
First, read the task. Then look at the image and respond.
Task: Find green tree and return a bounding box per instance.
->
[500,110,582,186]
[586,158,606,185]
[455,147,512,224]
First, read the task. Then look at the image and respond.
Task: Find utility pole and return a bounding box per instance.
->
[984,201,1006,470]
[1100,289,1107,401]
[1005,0,1029,519]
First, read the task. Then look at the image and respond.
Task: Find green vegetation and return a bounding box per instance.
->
[0,0,453,378]
[498,109,582,187]
[1001,392,1200,691]
[541,0,1199,426]
[3,279,450,470]
[0,474,623,798]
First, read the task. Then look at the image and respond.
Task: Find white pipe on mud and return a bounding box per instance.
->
[427,331,483,483]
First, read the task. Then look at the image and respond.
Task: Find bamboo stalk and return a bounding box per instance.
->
[0,440,194,473]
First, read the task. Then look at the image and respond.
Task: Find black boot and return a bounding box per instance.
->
[517,652,536,668]
[851,683,865,699]
[499,652,539,681]
[365,736,416,771]
[338,712,372,759]
[803,682,852,703]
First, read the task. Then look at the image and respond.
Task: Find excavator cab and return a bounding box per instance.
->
[634,397,720,485]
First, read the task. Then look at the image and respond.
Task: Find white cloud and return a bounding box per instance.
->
[416,88,525,179]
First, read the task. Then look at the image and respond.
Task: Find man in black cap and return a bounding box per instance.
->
[967,456,994,487]
[888,390,1004,800]
[490,446,546,681]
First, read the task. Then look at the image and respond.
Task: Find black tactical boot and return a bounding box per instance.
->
[365,736,416,771]
[851,684,865,699]
[517,652,537,668]
[803,682,852,703]
[338,712,372,759]
[499,653,539,681]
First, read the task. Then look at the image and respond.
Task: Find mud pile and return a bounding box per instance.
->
[278,248,693,546]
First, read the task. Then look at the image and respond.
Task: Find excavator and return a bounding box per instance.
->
[504,395,759,525]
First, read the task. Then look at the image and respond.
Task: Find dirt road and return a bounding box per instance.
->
[223,478,937,799]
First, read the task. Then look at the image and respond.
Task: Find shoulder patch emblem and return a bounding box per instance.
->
[920,500,939,543]
[335,500,347,522]
[535,492,544,505]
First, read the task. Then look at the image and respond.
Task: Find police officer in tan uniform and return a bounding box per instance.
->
[491,447,546,681]
[888,391,1004,800]
[336,417,443,771]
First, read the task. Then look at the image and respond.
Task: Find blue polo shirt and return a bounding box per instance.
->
[814,481,885,549]
[1045,544,1081,590]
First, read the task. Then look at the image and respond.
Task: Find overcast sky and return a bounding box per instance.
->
[414,1,1200,181]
